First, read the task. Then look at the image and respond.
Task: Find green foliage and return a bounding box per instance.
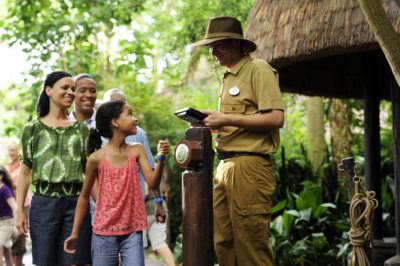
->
[173,233,183,263]
[3,0,144,59]
[279,95,308,156]
[270,180,349,265]
[1,0,150,134]
[144,0,254,52]
[0,83,34,136]
[381,175,395,236]
[274,143,313,201]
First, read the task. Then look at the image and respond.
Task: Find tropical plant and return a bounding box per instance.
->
[270,180,350,265]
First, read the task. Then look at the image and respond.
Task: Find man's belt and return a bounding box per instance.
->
[217,151,271,161]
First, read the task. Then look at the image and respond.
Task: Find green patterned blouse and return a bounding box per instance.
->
[20,119,89,197]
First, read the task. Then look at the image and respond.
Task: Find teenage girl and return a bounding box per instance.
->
[64,99,170,266]
[0,166,17,266]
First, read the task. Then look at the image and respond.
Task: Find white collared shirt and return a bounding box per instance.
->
[69,109,97,130]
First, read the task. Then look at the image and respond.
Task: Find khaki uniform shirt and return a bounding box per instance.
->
[216,55,283,154]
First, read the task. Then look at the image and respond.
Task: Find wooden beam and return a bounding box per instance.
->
[393,80,400,256]
[279,51,392,100]
[357,0,400,86]
[384,80,400,265]
[364,56,383,239]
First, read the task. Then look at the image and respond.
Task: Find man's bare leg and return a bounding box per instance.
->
[156,246,175,266]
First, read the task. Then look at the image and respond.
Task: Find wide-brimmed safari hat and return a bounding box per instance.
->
[191,16,257,53]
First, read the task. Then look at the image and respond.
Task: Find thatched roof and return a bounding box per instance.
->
[245,0,398,99]
[246,0,400,68]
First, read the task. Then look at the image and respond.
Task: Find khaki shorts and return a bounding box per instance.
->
[143,215,168,251]
[0,218,15,248]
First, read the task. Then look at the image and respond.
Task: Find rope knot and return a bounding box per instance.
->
[348,164,379,266]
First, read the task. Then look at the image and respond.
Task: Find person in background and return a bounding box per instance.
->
[143,181,175,266]
[191,16,284,266]
[16,71,92,266]
[0,166,18,266]
[5,141,20,186]
[64,99,170,265]
[103,89,175,266]
[5,141,30,266]
[94,99,103,111]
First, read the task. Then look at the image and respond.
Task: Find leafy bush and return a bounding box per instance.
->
[271,180,350,265]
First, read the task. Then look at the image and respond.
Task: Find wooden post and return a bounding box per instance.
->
[384,78,400,265]
[180,127,214,266]
[364,57,383,239]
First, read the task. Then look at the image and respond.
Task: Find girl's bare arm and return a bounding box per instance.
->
[136,140,170,189]
[72,154,98,236]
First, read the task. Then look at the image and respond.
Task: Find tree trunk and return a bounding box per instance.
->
[328,98,353,169]
[357,0,400,86]
[185,46,202,86]
[306,96,327,175]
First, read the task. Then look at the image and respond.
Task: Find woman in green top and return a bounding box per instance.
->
[16,71,92,266]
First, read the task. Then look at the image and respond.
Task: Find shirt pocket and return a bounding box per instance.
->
[220,104,245,114]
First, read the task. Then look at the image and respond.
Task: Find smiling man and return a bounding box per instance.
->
[191,16,284,266]
[70,73,98,225]
[70,73,97,129]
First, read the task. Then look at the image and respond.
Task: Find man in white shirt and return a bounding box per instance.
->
[70,73,97,223]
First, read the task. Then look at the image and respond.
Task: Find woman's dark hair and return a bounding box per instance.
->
[87,99,126,154]
[37,71,73,117]
[0,166,14,192]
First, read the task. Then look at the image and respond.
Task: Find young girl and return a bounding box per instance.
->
[0,166,17,266]
[64,99,170,266]
[17,71,92,266]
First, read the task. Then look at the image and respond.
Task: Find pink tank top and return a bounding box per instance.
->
[93,152,147,236]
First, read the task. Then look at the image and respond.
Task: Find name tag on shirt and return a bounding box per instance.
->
[228,86,240,96]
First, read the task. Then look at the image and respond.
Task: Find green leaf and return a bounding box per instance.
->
[337,243,350,258]
[320,203,337,208]
[285,210,300,217]
[282,212,296,236]
[298,208,312,222]
[271,215,284,236]
[271,199,287,215]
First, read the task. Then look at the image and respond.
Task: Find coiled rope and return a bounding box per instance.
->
[348,165,379,266]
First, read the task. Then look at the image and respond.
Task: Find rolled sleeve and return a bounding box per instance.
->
[252,66,284,112]
[20,123,34,168]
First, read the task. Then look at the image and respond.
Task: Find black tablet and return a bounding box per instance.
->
[174,107,208,123]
